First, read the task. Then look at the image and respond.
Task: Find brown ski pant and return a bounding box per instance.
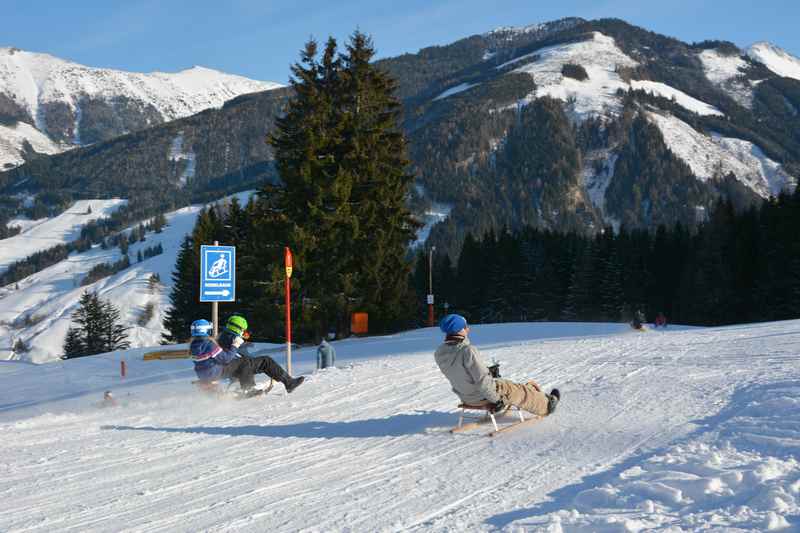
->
[495,379,550,416]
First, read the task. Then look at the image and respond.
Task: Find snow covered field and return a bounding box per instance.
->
[2,319,800,531]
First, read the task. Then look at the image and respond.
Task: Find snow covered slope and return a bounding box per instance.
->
[0,46,282,168]
[0,121,65,169]
[647,111,796,197]
[502,32,638,119]
[630,79,723,116]
[489,31,796,201]
[2,319,800,531]
[748,42,800,81]
[0,199,126,274]
[697,48,755,108]
[0,193,251,363]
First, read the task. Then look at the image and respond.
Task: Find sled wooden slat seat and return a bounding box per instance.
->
[451,402,541,436]
[458,402,498,410]
[191,378,274,397]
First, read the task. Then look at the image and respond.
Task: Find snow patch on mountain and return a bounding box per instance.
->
[501,32,638,119]
[168,132,196,186]
[630,80,723,116]
[433,82,479,101]
[412,184,452,247]
[0,121,64,169]
[582,149,617,215]
[697,49,754,108]
[495,33,727,121]
[747,42,800,81]
[647,111,796,197]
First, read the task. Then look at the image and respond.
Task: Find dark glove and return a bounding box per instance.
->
[491,400,507,413]
[488,363,501,378]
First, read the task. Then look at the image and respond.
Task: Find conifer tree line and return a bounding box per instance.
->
[413,188,800,327]
[63,291,130,358]
[164,31,418,343]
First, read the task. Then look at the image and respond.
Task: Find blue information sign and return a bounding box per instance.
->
[200,245,236,302]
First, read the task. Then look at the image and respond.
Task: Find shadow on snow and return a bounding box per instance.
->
[102,410,457,439]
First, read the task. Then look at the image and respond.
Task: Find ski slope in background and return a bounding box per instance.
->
[0,193,252,363]
[0,199,126,273]
[2,320,800,532]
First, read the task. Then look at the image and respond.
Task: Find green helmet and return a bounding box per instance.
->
[225,314,248,336]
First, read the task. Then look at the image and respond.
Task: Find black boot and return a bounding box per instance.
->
[547,389,560,415]
[285,376,305,393]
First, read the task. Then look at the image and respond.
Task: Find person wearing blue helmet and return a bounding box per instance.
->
[434,314,559,416]
[190,316,304,395]
[189,319,236,384]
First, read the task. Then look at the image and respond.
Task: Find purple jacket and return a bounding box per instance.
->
[190,338,238,381]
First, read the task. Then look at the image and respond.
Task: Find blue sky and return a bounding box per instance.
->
[3,0,799,82]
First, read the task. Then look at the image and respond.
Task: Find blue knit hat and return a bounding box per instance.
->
[440,314,467,335]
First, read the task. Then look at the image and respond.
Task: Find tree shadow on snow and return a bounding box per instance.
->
[102,410,456,439]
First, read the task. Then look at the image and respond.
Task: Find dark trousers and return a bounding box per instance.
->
[222,356,289,389]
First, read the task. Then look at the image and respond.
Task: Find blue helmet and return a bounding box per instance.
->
[190,319,213,338]
[440,314,467,335]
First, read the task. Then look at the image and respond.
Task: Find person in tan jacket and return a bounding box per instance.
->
[434,314,559,416]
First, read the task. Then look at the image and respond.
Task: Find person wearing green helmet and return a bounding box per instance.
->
[215,313,305,395]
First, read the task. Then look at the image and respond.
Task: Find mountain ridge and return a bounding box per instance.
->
[0,46,282,169]
[1,18,800,252]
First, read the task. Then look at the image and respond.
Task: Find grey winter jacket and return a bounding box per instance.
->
[434,337,499,404]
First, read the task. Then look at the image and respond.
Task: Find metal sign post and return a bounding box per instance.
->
[200,243,236,337]
[427,246,435,327]
[284,247,293,375]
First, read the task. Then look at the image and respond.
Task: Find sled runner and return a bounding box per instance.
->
[450,402,542,437]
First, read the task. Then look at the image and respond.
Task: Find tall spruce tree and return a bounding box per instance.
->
[258,31,417,338]
[337,31,419,330]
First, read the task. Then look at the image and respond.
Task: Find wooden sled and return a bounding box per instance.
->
[192,378,274,398]
[450,402,542,437]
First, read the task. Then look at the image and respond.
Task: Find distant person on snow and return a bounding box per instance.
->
[434,314,559,416]
[317,339,336,369]
[189,315,304,396]
[100,390,118,408]
[631,309,646,330]
[655,312,667,328]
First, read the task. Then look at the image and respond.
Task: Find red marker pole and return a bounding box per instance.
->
[284,247,293,375]
[120,360,126,378]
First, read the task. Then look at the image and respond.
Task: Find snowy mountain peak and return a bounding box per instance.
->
[746,42,800,81]
[0,47,282,169]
